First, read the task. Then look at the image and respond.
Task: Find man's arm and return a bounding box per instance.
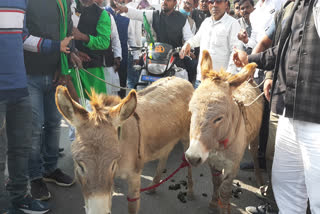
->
[22,10,72,54]
[248,45,278,70]
[125,7,153,23]
[110,14,122,60]
[185,18,206,48]
[252,19,275,54]
[82,10,111,50]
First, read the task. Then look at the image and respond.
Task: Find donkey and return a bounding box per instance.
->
[55,77,194,214]
[185,51,264,214]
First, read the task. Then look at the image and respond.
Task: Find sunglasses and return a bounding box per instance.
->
[207,0,226,4]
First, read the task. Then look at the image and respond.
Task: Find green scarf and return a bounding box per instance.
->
[143,12,155,44]
[56,0,69,75]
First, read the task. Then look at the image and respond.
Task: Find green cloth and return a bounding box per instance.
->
[70,10,111,100]
[70,67,106,100]
[143,12,155,44]
[56,0,69,75]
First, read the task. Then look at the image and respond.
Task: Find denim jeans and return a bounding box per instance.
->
[0,96,32,204]
[27,74,61,180]
[194,80,201,89]
[126,52,141,89]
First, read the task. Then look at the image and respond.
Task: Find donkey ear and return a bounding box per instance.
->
[200,50,213,80]
[55,86,89,128]
[109,90,137,124]
[227,63,257,88]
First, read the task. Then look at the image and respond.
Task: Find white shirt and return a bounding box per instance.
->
[109,14,122,60]
[126,7,194,42]
[186,13,242,80]
[247,0,286,49]
[126,2,143,47]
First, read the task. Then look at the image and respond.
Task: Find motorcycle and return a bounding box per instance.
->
[129,42,189,91]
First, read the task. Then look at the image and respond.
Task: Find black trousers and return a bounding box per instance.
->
[254,70,269,167]
[118,56,128,99]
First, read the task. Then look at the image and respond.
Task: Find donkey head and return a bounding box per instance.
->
[55,86,137,214]
[185,50,257,166]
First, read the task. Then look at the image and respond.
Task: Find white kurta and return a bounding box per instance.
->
[186,13,242,80]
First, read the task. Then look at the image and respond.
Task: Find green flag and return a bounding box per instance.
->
[143,12,155,44]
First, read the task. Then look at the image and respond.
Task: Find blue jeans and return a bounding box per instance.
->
[126,52,141,89]
[27,74,61,180]
[0,96,32,204]
[194,80,201,89]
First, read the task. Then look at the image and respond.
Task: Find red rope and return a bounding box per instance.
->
[127,156,190,202]
[219,138,229,149]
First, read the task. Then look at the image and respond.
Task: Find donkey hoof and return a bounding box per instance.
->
[145,188,157,195]
[208,205,219,214]
[209,201,218,210]
[187,192,195,200]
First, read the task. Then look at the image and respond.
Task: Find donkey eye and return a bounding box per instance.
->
[111,161,117,172]
[213,116,223,124]
[77,162,85,173]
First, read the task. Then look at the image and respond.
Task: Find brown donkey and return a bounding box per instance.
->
[55,77,194,214]
[185,51,264,214]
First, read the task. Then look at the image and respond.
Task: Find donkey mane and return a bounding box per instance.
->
[88,90,122,123]
[204,69,233,82]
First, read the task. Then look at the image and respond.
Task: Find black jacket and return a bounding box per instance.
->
[24,0,73,75]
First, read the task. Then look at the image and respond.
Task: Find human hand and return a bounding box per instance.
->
[114,57,121,72]
[60,36,73,54]
[179,43,191,59]
[133,59,140,65]
[238,29,248,44]
[70,52,83,69]
[190,52,196,59]
[114,1,128,13]
[263,79,273,102]
[53,71,71,86]
[233,48,248,67]
[77,51,91,62]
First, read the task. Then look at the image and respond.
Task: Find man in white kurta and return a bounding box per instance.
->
[180,0,242,86]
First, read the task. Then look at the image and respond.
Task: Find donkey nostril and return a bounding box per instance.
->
[195,157,202,165]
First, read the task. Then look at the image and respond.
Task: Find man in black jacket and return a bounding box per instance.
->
[114,0,194,48]
[233,0,320,212]
[24,0,75,201]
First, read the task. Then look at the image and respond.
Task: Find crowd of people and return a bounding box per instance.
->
[0,0,319,213]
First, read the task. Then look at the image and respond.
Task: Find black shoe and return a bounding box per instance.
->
[246,203,277,214]
[240,162,254,171]
[12,194,50,214]
[58,148,64,153]
[30,179,51,201]
[43,169,75,187]
[240,161,266,171]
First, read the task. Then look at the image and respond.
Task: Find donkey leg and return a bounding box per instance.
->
[249,137,264,186]
[146,155,169,194]
[127,174,141,214]
[209,165,222,211]
[182,138,194,200]
[217,176,234,214]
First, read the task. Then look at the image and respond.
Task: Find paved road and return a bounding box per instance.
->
[1,123,267,214]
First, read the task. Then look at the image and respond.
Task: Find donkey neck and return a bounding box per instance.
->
[224,98,245,148]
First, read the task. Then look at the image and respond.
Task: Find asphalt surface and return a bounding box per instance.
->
[0,122,268,214]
